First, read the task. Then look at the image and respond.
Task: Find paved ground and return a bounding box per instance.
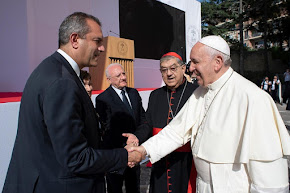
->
[139,103,290,193]
[140,163,151,193]
[276,103,290,191]
[276,103,290,130]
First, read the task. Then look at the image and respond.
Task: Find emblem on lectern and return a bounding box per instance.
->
[117,41,128,55]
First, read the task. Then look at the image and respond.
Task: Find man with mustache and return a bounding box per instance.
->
[95,63,147,193]
[131,35,290,193]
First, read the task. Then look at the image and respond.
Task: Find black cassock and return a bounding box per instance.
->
[138,80,198,193]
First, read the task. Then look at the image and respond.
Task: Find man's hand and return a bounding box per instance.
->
[124,143,143,167]
[122,133,139,146]
[124,143,139,167]
[124,143,136,151]
[129,145,147,161]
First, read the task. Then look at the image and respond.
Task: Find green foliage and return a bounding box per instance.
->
[200,0,238,36]
[245,0,282,48]
[200,0,290,50]
[271,47,290,64]
[243,70,266,86]
[200,0,289,75]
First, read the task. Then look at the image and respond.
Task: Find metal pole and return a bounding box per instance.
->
[239,0,244,75]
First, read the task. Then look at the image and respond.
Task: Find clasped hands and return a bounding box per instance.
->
[123,133,147,168]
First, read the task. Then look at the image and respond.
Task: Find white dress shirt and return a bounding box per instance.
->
[111,86,132,107]
[57,49,84,87]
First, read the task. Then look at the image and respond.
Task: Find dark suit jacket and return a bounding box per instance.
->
[2,52,128,193]
[95,86,146,149]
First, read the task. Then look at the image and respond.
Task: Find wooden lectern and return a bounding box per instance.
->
[89,36,135,90]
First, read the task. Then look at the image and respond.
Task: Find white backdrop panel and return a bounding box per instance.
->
[0,102,20,191]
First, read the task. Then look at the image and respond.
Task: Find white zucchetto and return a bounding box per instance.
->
[199,35,230,56]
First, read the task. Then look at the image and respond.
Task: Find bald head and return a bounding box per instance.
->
[106,63,123,78]
[106,63,127,89]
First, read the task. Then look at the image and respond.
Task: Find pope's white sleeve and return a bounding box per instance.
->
[248,157,289,193]
[142,96,196,163]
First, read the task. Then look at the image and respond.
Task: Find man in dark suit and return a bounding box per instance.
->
[2,12,141,193]
[95,63,147,193]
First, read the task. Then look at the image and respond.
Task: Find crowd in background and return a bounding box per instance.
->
[261,68,290,110]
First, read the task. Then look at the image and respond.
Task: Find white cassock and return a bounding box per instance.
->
[142,67,290,193]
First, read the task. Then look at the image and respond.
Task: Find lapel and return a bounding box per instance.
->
[126,87,136,119]
[126,87,136,111]
[108,86,135,116]
[53,52,94,105]
[108,86,126,108]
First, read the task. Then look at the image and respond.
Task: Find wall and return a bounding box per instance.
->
[0,0,200,92]
[0,0,120,92]
[0,102,20,191]
[231,50,289,85]
[134,58,164,88]
[0,0,30,92]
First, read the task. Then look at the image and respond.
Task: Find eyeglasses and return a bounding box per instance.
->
[160,64,182,74]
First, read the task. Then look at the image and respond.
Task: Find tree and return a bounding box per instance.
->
[244,0,290,74]
[200,0,237,38]
[200,0,290,75]
[200,0,246,75]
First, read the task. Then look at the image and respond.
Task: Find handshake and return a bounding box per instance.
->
[122,133,147,168]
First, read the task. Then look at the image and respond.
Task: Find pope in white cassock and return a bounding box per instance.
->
[132,35,290,193]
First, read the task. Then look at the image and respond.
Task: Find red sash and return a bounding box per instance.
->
[149,127,197,193]
[153,127,191,152]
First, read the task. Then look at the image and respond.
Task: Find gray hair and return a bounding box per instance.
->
[105,63,123,78]
[160,55,184,66]
[58,12,101,47]
[203,46,232,66]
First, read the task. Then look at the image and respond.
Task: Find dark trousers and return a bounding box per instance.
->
[106,165,140,193]
[271,89,278,102]
[283,81,290,103]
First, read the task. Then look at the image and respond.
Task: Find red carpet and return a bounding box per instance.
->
[0,88,155,104]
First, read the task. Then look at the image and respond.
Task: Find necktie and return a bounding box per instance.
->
[121,90,134,116]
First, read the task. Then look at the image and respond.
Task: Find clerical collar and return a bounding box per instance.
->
[57,49,80,77]
[167,77,186,92]
[207,67,233,91]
